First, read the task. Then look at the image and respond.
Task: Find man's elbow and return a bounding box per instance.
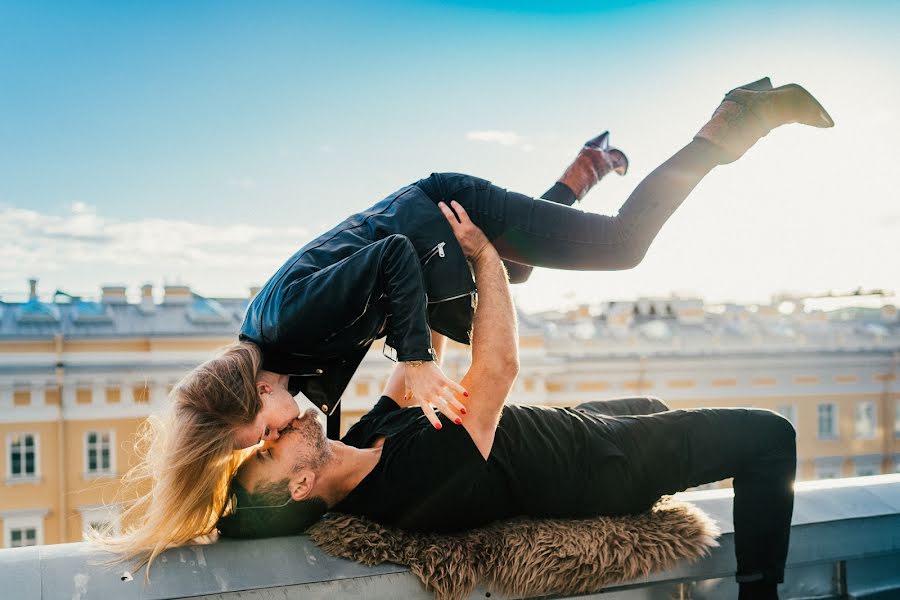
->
[486,354,519,382]
[507,355,520,378]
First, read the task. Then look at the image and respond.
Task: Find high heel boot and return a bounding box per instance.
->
[695,76,834,164]
[557,131,630,201]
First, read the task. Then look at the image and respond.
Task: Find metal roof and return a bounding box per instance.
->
[0,296,248,340]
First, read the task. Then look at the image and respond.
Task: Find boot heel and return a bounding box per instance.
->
[608,149,629,176]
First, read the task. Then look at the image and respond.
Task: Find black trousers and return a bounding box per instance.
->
[575,398,797,585]
[417,138,722,284]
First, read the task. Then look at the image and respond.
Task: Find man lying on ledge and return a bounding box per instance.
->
[218,201,797,600]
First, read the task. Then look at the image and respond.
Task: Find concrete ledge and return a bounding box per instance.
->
[2,475,899,599]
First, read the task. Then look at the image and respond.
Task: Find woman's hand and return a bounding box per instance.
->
[438,201,491,261]
[403,360,469,429]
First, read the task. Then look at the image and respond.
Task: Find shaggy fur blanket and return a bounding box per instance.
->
[307,496,720,600]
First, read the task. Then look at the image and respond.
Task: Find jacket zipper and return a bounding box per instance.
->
[421,241,476,305]
[420,241,446,266]
[427,290,473,305]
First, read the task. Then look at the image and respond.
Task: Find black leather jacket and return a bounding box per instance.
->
[240,173,488,419]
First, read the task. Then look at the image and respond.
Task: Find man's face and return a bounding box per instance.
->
[232,381,300,449]
[237,408,331,494]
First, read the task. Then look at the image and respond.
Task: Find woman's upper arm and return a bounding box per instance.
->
[275,236,433,360]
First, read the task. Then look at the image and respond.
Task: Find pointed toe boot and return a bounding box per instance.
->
[558,131,630,200]
[695,77,834,164]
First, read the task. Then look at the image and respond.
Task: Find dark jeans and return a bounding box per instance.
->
[575,398,797,585]
[416,138,721,283]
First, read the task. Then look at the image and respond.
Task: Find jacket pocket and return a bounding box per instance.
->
[420,241,446,267]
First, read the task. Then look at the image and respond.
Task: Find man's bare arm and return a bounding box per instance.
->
[459,245,519,458]
[437,201,519,459]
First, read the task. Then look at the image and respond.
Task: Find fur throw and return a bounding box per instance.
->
[307,496,720,600]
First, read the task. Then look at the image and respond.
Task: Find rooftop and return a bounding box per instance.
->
[2,475,898,599]
[2,281,899,359]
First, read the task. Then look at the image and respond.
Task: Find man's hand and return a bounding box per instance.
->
[438,201,490,261]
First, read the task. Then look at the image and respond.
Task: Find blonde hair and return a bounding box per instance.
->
[91,341,264,575]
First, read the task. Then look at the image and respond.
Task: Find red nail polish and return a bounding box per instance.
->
[463,391,469,397]
[454,418,462,425]
[460,407,467,415]
[434,422,442,430]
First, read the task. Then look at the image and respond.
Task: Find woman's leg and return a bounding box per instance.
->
[502,183,575,283]
[539,181,578,206]
[497,138,721,270]
[416,138,721,272]
[416,80,831,273]
[502,131,627,283]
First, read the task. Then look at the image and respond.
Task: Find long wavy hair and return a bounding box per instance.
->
[91,341,263,575]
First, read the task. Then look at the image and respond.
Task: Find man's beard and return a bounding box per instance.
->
[286,409,333,472]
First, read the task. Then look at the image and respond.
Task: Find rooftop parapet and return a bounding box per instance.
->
[1,475,898,599]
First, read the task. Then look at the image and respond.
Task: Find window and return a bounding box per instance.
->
[133,385,150,404]
[815,463,842,479]
[2,512,45,548]
[545,381,564,392]
[854,401,876,439]
[13,390,31,406]
[79,506,120,539]
[45,387,60,406]
[855,463,880,477]
[75,387,92,405]
[852,455,882,477]
[85,431,114,476]
[817,403,838,440]
[9,528,37,548]
[775,404,798,429]
[7,433,39,481]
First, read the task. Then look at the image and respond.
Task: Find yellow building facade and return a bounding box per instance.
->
[1,284,898,547]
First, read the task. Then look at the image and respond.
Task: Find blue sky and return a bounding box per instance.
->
[1,1,898,310]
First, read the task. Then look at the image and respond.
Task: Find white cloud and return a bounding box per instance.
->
[465,130,525,147]
[0,203,311,298]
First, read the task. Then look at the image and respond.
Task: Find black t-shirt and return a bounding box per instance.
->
[332,396,627,533]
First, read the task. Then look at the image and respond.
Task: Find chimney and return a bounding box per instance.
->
[163,284,192,305]
[28,278,38,301]
[139,284,155,314]
[101,285,128,305]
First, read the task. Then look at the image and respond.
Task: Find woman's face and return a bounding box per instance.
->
[232,382,300,449]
